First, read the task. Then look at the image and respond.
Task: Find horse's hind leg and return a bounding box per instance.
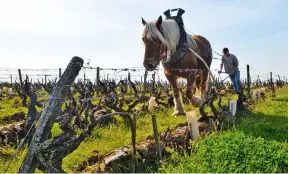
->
[186,73,200,106]
[200,71,209,100]
[165,74,185,116]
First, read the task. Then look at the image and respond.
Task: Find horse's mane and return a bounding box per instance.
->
[142,19,198,52]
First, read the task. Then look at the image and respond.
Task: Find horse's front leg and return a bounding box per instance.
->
[165,74,185,116]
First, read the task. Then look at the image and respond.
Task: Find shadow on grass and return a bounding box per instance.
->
[272,98,288,102]
[235,107,288,142]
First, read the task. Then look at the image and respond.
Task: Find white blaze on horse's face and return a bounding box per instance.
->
[141,16,163,71]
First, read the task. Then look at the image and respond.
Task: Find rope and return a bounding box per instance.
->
[188,48,216,83]
[213,50,223,57]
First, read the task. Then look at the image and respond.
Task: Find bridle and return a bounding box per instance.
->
[144,26,166,64]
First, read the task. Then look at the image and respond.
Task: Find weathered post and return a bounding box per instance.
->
[59,68,61,79]
[18,56,84,173]
[18,69,23,88]
[270,72,273,85]
[10,75,12,85]
[246,65,250,96]
[144,70,148,93]
[270,72,275,96]
[96,67,100,94]
[151,114,162,161]
[132,113,137,172]
[44,75,47,85]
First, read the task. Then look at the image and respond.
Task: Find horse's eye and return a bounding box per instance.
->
[142,38,145,42]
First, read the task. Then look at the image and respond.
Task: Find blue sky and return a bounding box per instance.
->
[0,0,287,81]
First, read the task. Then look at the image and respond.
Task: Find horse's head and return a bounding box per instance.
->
[141,16,167,71]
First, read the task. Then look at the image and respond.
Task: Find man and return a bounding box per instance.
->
[218,47,241,93]
[163,8,189,63]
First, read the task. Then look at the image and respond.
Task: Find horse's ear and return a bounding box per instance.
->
[156,15,162,29]
[141,17,146,25]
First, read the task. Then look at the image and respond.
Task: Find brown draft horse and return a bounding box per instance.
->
[141,16,213,115]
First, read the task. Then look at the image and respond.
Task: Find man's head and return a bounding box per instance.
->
[223,47,230,56]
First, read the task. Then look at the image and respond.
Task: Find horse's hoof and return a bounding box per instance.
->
[173,111,186,116]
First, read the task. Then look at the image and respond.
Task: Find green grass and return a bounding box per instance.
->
[0,90,49,126]
[158,131,287,173]
[0,96,28,125]
[158,87,288,173]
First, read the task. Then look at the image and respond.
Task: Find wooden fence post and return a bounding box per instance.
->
[270,72,273,85]
[59,68,62,79]
[18,69,23,88]
[151,114,162,161]
[44,75,47,85]
[270,72,275,96]
[96,67,100,94]
[132,113,137,172]
[10,75,12,85]
[246,65,250,96]
[144,70,148,93]
[18,56,84,173]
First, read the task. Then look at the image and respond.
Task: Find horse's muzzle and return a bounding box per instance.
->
[143,58,158,71]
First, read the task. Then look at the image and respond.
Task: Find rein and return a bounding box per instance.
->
[188,48,216,83]
[157,27,166,62]
[146,27,166,63]
[144,42,164,64]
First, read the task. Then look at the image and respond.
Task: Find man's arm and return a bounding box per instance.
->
[219,57,224,73]
[220,63,223,72]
